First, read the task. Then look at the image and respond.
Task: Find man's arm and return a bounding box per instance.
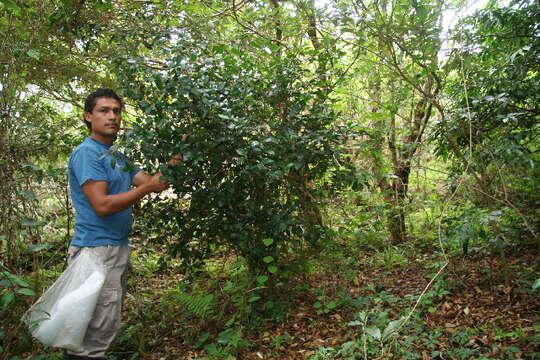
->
[82,173,169,216]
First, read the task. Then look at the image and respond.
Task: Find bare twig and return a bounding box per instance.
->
[230,0,288,48]
[396,261,448,333]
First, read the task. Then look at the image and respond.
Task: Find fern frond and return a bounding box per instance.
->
[175,292,215,319]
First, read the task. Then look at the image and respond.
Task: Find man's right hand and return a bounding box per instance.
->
[146,172,170,193]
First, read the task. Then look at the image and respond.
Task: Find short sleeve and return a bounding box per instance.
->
[130,167,142,181]
[71,147,109,186]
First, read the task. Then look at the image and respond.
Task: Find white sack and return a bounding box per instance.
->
[23,249,107,351]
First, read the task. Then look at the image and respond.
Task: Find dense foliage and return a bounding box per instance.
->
[115,37,347,274]
[436,0,540,246]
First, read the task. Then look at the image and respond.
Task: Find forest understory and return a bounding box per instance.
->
[105,244,539,360]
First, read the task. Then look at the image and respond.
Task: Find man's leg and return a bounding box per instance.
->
[66,245,130,359]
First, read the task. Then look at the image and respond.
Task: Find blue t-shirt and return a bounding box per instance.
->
[68,137,140,247]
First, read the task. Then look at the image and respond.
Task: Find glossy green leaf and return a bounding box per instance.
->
[18,190,37,201]
[26,243,53,253]
[365,326,381,340]
[4,272,30,288]
[382,318,404,339]
[0,291,15,310]
[19,218,45,227]
[27,49,40,60]
[17,288,36,296]
[256,275,268,285]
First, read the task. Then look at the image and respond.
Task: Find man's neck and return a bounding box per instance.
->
[90,133,115,146]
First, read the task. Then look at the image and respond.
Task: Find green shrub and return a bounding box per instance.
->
[114,38,348,278]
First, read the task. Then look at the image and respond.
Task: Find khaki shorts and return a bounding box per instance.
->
[66,245,130,358]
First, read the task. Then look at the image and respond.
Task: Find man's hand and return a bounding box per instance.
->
[146,172,170,192]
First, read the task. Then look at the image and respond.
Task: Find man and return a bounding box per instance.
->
[65,88,175,359]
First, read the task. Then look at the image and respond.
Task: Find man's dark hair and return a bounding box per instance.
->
[83,88,124,130]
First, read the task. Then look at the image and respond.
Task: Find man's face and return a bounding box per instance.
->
[85,97,122,139]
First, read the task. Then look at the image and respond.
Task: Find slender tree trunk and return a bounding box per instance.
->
[382,78,438,244]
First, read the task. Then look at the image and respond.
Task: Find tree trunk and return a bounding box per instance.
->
[289,170,323,244]
[378,175,407,244]
[380,78,437,244]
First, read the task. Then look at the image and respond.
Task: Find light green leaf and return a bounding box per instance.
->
[382,318,404,339]
[262,238,274,246]
[1,291,15,310]
[203,343,219,356]
[27,49,40,60]
[263,256,274,263]
[21,162,42,171]
[19,218,45,227]
[4,272,30,287]
[26,243,53,253]
[19,190,37,201]
[327,301,337,309]
[256,275,268,284]
[532,278,540,290]
[365,326,381,340]
[1,0,21,15]
[217,113,232,120]
[355,311,368,322]
[267,265,278,274]
[195,332,210,348]
[17,288,35,296]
